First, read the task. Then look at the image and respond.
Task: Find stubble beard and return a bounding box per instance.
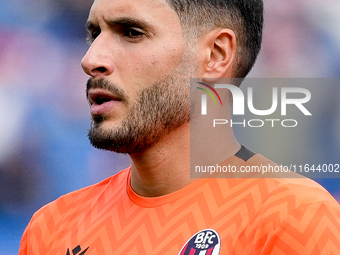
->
[88,59,195,155]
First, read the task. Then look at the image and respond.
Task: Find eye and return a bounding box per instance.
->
[86,30,101,45]
[123,28,145,39]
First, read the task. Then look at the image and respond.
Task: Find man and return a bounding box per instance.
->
[20,0,340,254]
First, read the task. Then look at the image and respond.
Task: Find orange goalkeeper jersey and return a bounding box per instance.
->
[19,146,340,254]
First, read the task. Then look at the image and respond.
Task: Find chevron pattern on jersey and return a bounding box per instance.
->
[20,154,340,255]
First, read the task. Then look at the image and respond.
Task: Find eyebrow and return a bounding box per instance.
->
[86,20,98,31]
[86,17,154,32]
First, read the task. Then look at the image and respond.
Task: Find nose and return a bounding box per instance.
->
[81,37,114,77]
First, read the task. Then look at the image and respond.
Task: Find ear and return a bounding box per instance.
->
[197,28,236,80]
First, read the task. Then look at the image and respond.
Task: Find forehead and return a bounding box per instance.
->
[88,0,179,28]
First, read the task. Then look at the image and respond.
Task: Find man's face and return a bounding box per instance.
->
[81,0,197,154]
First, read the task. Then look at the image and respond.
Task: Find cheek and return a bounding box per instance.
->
[121,46,184,85]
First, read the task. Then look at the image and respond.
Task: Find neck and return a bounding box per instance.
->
[129,115,240,197]
[129,122,191,197]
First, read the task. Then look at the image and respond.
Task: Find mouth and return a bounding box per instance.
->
[88,89,122,115]
[92,96,114,105]
[88,88,121,104]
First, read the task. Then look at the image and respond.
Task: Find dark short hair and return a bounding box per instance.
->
[166,0,264,78]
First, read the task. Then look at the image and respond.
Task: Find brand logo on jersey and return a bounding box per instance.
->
[66,245,89,255]
[178,229,221,255]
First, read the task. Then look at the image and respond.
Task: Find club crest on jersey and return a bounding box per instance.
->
[179,229,221,255]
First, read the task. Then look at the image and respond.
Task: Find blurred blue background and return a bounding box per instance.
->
[1,0,340,254]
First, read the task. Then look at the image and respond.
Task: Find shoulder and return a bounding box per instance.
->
[31,167,130,227]
[240,154,340,254]
[257,177,340,254]
[245,153,340,215]
[251,153,340,208]
[19,168,131,254]
[211,150,340,210]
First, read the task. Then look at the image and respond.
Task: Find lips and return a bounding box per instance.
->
[88,88,122,115]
